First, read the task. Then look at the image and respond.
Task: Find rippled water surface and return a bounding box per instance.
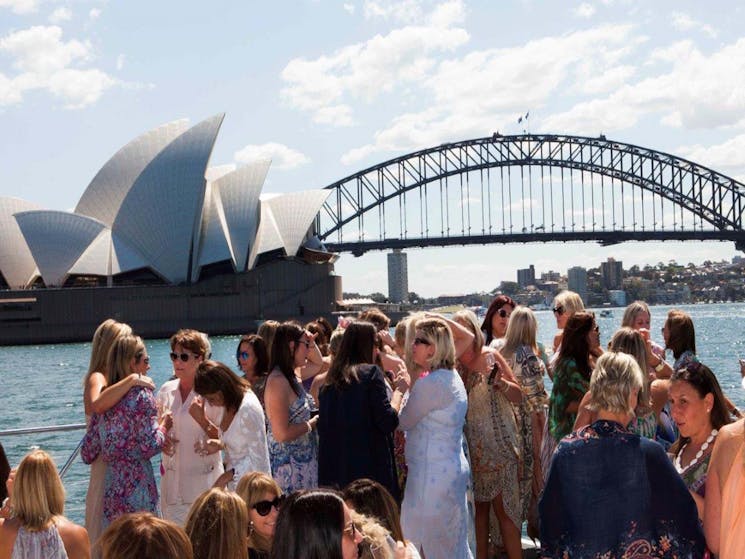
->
[2,303,744,523]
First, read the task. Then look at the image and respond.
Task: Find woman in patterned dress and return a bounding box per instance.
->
[453,310,523,559]
[81,335,172,526]
[668,361,733,520]
[264,322,319,492]
[499,306,549,541]
[193,361,271,491]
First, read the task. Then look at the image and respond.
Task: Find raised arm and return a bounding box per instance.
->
[87,371,154,415]
[423,313,475,359]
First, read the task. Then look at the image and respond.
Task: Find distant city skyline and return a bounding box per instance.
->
[2,1,743,297]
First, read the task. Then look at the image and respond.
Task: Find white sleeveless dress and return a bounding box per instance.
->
[11,524,68,559]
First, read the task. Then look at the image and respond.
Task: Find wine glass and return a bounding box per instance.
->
[196,434,213,474]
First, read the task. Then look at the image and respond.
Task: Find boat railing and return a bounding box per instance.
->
[1,423,86,479]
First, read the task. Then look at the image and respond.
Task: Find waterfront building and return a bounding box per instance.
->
[601,257,623,290]
[567,266,588,303]
[0,114,340,344]
[387,249,408,303]
[517,264,535,287]
[608,290,627,307]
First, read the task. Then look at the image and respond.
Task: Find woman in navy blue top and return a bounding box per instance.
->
[317,321,409,501]
[540,351,705,559]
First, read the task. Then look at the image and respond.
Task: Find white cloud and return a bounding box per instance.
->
[671,11,717,38]
[343,3,355,14]
[0,0,37,15]
[363,0,423,22]
[88,7,101,20]
[676,134,745,175]
[0,25,116,108]
[116,54,125,70]
[281,0,468,125]
[234,142,310,170]
[313,104,354,126]
[342,24,639,163]
[574,3,596,18]
[48,6,71,23]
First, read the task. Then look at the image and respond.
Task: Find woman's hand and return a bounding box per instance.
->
[189,396,207,424]
[131,374,155,390]
[160,411,174,431]
[194,438,223,455]
[393,364,411,392]
[213,468,235,489]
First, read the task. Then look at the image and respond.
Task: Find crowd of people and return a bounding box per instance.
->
[1,295,745,559]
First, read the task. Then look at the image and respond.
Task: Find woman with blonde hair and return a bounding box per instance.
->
[550,290,584,355]
[184,488,248,559]
[500,306,549,544]
[574,327,658,440]
[0,449,90,559]
[621,300,671,379]
[82,335,171,526]
[156,329,223,524]
[83,319,153,556]
[236,472,283,559]
[452,309,522,559]
[100,513,192,559]
[398,317,472,559]
[540,352,704,558]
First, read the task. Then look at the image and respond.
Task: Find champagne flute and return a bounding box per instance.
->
[196,434,213,474]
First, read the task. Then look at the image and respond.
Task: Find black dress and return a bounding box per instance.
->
[318,364,400,500]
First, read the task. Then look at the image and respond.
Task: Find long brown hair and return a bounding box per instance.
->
[270,321,304,396]
[185,488,248,559]
[558,311,596,381]
[481,295,516,345]
[665,309,696,359]
[324,321,376,389]
[193,361,249,413]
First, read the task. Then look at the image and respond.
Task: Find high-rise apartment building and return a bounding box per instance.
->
[517,264,536,287]
[567,266,588,303]
[387,249,408,303]
[601,257,623,290]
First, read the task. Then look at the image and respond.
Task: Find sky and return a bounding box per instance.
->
[1,0,744,297]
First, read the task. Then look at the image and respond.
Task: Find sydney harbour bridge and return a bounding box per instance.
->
[314,134,745,256]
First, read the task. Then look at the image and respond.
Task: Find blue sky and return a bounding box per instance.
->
[1,0,743,297]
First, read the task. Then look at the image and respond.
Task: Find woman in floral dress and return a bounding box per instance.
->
[81,335,171,526]
[453,310,523,559]
[264,322,319,492]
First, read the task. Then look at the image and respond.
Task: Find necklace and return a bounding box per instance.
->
[674,428,718,473]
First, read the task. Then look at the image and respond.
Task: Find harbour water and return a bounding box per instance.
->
[2,303,744,524]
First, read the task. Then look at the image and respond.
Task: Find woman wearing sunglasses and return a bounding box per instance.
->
[399,317,473,559]
[236,472,284,559]
[236,334,270,406]
[480,295,516,349]
[264,322,319,492]
[193,361,271,490]
[548,291,585,377]
[155,329,224,524]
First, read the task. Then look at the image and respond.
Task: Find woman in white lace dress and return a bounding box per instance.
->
[194,361,271,491]
[399,317,473,559]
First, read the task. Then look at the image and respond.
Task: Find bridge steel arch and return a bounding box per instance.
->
[315,134,745,255]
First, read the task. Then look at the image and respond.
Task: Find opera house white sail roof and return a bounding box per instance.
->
[0,114,331,289]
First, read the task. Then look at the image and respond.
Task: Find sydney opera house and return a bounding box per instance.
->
[0,114,341,345]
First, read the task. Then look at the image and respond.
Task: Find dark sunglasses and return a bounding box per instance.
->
[237,351,250,360]
[552,305,565,315]
[413,337,431,346]
[344,521,358,539]
[143,357,150,365]
[252,495,285,516]
[169,352,193,362]
[497,309,511,318]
